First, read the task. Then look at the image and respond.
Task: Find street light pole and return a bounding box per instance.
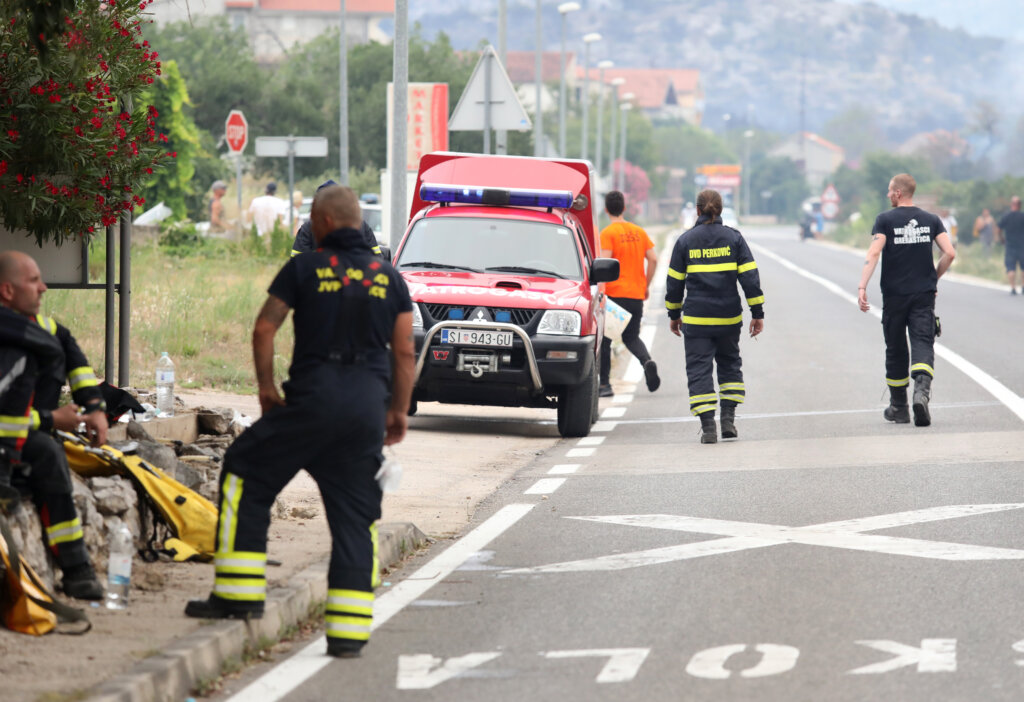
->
[595,59,612,181]
[557,2,580,158]
[496,0,507,155]
[608,77,624,186]
[743,129,754,218]
[618,94,634,192]
[533,0,543,156]
[580,32,601,161]
[338,0,348,184]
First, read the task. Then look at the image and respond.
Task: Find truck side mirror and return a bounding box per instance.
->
[590,258,619,284]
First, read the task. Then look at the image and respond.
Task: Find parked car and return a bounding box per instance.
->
[392,152,620,437]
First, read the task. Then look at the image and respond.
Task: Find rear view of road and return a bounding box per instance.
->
[216,225,1024,701]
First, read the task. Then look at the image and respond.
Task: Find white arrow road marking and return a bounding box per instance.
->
[543,648,651,683]
[397,652,503,689]
[505,505,1024,574]
[685,644,800,679]
[848,639,957,674]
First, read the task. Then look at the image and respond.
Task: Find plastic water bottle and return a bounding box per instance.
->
[155,351,175,417]
[105,520,133,610]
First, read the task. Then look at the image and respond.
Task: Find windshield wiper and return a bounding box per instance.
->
[486,265,567,279]
[399,261,482,273]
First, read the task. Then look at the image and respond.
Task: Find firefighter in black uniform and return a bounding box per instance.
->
[858,173,956,427]
[290,179,382,257]
[0,251,108,599]
[665,189,765,444]
[186,185,415,659]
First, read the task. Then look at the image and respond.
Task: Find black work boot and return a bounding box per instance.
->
[61,562,104,601]
[184,595,264,620]
[912,374,932,427]
[698,412,717,444]
[883,385,910,424]
[720,405,738,439]
[643,359,661,392]
[327,638,365,658]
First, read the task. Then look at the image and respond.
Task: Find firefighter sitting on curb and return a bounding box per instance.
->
[0,251,108,599]
[664,189,765,444]
[185,185,415,659]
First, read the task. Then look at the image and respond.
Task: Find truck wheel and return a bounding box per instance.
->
[557,367,596,438]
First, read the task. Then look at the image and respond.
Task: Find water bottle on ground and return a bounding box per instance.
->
[155,351,175,417]
[105,520,134,610]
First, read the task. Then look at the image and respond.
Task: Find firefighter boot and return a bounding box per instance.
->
[720,405,738,439]
[699,412,718,444]
[61,562,104,601]
[883,385,910,424]
[912,374,932,427]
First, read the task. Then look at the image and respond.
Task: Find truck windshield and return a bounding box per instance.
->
[397,217,582,280]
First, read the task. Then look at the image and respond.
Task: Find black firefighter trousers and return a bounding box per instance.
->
[882,292,936,388]
[684,327,744,416]
[210,366,386,649]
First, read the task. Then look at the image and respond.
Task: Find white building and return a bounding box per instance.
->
[770,132,846,191]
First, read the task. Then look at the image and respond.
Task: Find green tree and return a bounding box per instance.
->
[748,157,808,220]
[140,61,201,219]
[0,0,169,244]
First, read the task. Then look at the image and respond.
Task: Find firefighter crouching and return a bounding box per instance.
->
[665,189,765,444]
[185,185,415,659]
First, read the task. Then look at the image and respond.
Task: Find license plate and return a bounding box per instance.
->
[440,328,514,347]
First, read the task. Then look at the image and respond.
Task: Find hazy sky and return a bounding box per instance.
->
[842,0,1024,41]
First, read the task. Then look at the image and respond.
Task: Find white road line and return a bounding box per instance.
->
[611,394,634,404]
[750,242,1024,423]
[566,447,595,458]
[525,478,567,495]
[576,436,606,447]
[601,406,627,419]
[590,421,619,432]
[227,503,535,702]
[547,464,581,475]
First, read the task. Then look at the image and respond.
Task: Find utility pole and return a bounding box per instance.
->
[390,0,408,244]
[533,0,543,156]
[338,0,348,184]
[496,0,507,155]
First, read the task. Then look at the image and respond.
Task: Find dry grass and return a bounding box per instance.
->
[42,237,294,394]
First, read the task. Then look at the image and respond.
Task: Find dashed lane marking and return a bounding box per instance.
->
[576,436,606,447]
[601,406,627,419]
[524,478,567,495]
[566,447,596,458]
[547,464,581,475]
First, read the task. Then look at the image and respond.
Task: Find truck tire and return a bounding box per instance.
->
[557,367,596,438]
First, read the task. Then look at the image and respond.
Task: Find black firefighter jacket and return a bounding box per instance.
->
[665,214,765,337]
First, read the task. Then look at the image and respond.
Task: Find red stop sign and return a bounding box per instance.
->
[225,110,248,153]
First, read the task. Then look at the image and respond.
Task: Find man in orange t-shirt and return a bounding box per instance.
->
[599,190,660,397]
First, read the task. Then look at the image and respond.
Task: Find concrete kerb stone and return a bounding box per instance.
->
[83,522,427,702]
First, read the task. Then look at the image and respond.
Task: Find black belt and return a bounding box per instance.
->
[327,350,370,365]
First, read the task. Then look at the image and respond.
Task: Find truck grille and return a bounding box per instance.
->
[424,304,540,328]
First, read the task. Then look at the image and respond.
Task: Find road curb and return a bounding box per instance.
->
[83,522,428,702]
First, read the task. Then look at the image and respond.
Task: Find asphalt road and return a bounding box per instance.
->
[217,225,1024,701]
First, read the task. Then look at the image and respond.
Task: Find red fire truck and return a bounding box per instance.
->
[393,152,619,438]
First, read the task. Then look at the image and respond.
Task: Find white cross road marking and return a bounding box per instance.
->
[542,648,651,683]
[397,652,502,689]
[685,644,800,679]
[849,639,957,675]
[504,505,1024,574]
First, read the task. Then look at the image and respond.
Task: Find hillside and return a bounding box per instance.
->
[409,0,1022,141]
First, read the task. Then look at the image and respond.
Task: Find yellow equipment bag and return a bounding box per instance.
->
[61,432,218,563]
[0,511,90,635]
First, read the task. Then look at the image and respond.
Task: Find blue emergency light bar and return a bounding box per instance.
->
[420,183,574,209]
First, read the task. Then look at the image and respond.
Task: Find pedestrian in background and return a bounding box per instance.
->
[247,181,287,240]
[974,208,995,249]
[209,180,228,234]
[858,173,956,427]
[599,190,660,397]
[998,196,1024,295]
[185,185,415,659]
[665,189,765,444]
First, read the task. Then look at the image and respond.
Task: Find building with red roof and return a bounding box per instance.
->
[578,66,704,126]
[769,132,846,190]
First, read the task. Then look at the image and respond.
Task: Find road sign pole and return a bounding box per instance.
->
[235,155,243,224]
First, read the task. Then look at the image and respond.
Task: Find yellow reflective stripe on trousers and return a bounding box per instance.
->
[738,261,758,273]
[746,295,765,306]
[910,363,934,377]
[720,394,746,403]
[665,301,682,310]
[327,589,374,617]
[688,262,737,273]
[35,315,57,335]
[719,382,745,391]
[68,366,99,391]
[667,267,686,280]
[683,314,743,325]
[218,473,244,554]
[689,393,717,404]
[691,403,717,415]
[290,249,301,257]
[886,377,910,387]
[215,551,267,576]
[46,518,83,546]
[0,414,30,438]
[325,616,372,640]
[213,577,266,601]
[370,523,380,588]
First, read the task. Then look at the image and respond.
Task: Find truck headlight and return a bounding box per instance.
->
[538,310,581,336]
[411,303,423,329]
